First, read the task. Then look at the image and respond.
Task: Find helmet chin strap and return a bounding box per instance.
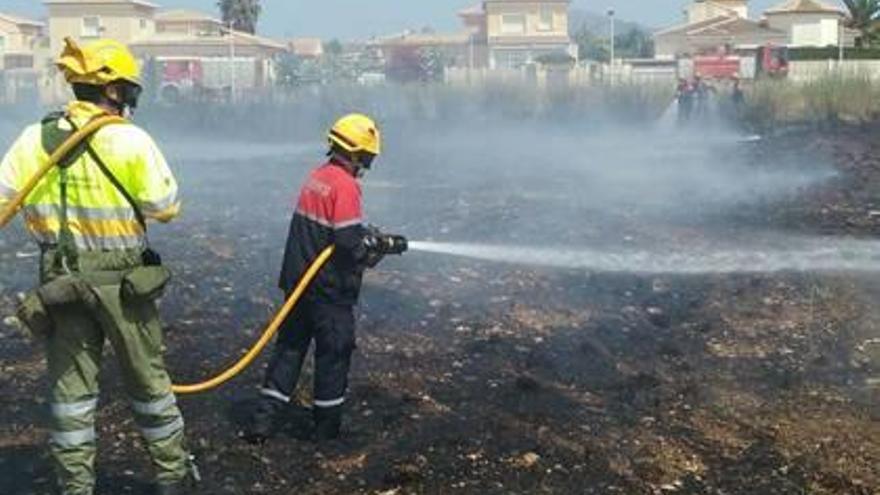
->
[330,150,367,178]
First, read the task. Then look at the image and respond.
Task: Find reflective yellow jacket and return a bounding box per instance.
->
[0,101,179,251]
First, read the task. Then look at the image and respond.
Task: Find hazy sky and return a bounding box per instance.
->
[3,1,844,39]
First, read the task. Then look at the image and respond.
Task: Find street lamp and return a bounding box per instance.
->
[607,8,616,66]
[220,21,237,103]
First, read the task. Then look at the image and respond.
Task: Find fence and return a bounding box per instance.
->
[788,60,880,82]
[446,63,678,89]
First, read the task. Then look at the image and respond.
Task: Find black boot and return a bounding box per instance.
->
[244,398,282,445]
[314,405,343,441]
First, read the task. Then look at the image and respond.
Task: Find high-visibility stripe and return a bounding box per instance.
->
[27,203,136,221]
[50,427,96,448]
[132,393,176,417]
[28,228,144,251]
[25,216,144,237]
[314,397,345,408]
[139,416,184,442]
[334,218,363,230]
[51,398,98,418]
[260,387,290,403]
[295,210,363,231]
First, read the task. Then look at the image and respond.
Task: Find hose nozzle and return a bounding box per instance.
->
[379,234,408,255]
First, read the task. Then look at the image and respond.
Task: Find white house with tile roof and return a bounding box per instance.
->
[764,0,846,47]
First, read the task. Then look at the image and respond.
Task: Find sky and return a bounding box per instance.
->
[2,0,844,39]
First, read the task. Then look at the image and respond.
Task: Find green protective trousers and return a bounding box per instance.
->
[40,249,189,495]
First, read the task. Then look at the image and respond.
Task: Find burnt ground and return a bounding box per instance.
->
[0,122,879,495]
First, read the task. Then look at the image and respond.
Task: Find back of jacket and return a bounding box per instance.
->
[0,101,180,251]
[279,161,367,306]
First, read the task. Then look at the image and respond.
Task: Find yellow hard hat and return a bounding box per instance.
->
[328,113,381,156]
[56,37,141,87]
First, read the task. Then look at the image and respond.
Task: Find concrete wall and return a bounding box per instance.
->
[766,12,842,47]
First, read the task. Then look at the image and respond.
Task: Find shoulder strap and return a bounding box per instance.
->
[63,117,148,232]
[41,111,88,168]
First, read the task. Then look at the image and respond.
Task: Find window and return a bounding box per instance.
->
[82,16,102,37]
[0,36,6,54]
[500,14,526,35]
[495,49,529,69]
[140,18,148,30]
[539,6,554,31]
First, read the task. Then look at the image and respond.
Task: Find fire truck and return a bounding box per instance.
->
[683,44,789,80]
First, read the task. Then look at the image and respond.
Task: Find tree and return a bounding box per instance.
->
[573,24,654,62]
[843,0,880,47]
[275,53,302,87]
[324,39,344,57]
[217,0,261,34]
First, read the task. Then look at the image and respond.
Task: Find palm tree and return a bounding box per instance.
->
[843,0,880,47]
[218,0,261,34]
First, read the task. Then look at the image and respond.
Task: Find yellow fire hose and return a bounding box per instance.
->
[0,115,127,229]
[171,246,335,395]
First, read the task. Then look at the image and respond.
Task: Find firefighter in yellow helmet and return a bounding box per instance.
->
[246,114,408,444]
[0,38,194,495]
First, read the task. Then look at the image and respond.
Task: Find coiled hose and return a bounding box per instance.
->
[171,246,335,395]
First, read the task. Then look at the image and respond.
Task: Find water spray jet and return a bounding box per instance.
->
[408,240,880,274]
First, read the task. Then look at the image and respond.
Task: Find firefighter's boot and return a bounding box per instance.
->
[245,398,282,444]
[314,405,343,441]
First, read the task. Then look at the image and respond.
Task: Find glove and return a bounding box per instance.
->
[363,225,408,268]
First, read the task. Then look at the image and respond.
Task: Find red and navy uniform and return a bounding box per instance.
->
[279,160,368,305]
[258,160,368,435]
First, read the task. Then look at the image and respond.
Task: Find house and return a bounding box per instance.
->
[130,9,285,60]
[130,9,285,96]
[654,0,852,59]
[654,13,787,58]
[287,38,324,59]
[370,30,473,81]
[686,0,749,24]
[764,0,845,47]
[40,1,285,99]
[0,12,46,103]
[44,0,158,58]
[484,0,576,69]
[0,12,45,71]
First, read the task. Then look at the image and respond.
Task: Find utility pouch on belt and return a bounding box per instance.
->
[121,265,172,303]
[39,275,93,306]
[16,276,99,340]
[16,292,54,340]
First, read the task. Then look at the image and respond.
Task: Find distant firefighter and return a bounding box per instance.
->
[676,78,695,125]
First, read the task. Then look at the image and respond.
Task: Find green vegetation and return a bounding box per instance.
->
[217,0,261,34]
[788,46,880,60]
[843,0,880,47]
[572,26,655,62]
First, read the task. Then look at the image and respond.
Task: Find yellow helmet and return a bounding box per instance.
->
[56,37,141,87]
[328,113,381,157]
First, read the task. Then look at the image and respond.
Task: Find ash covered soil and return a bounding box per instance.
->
[0,119,879,495]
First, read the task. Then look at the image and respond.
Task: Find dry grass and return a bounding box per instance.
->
[744,76,880,130]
